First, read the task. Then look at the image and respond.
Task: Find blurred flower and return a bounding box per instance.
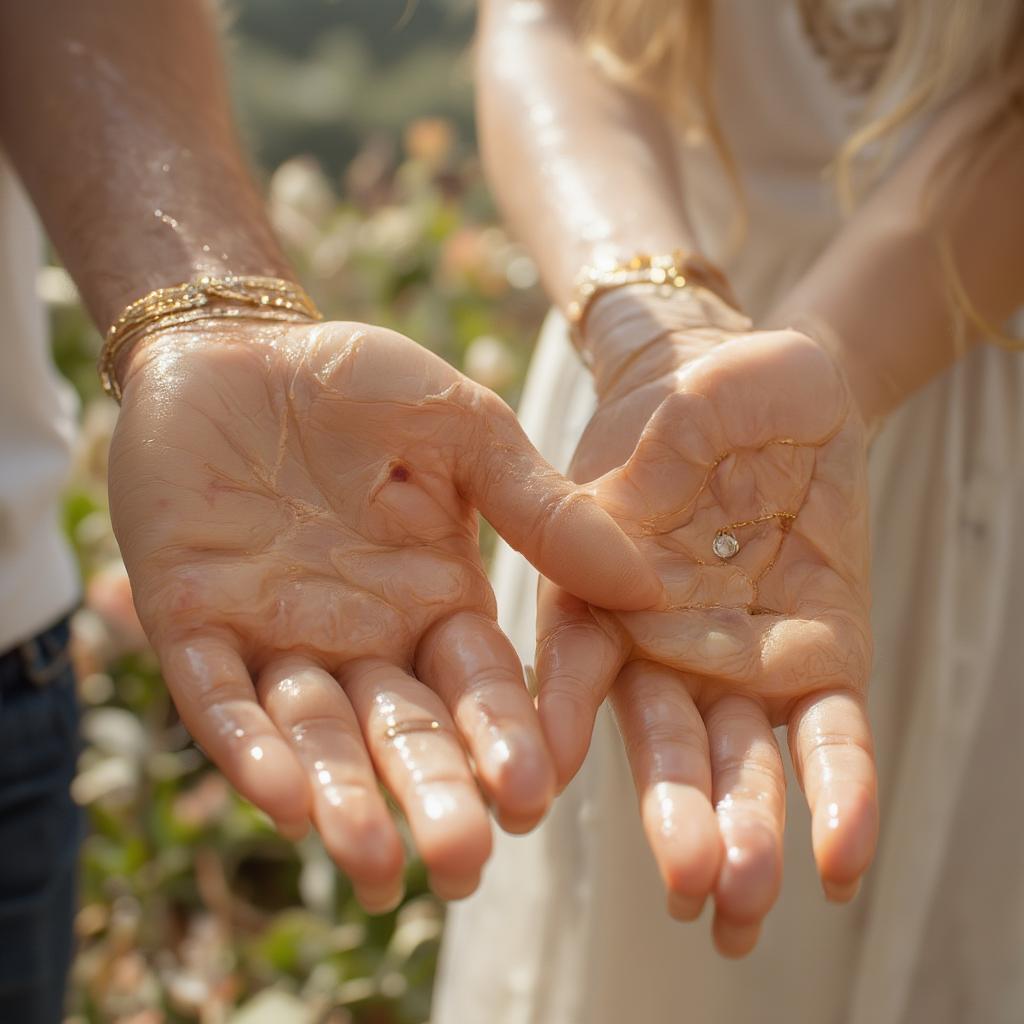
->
[388,896,443,961]
[173,773,231,830]
[344,134,396,206]
[440,225,483,278]
[37,265,79,307]
[74,398,119,490]
[75,902,110,940]
[404,116,456,170]
[82,706,149,760]
[297,841,336,915]
[228,988,313,1024]
[358,205,422,258]
[71,607,115,681]
[159,911,239,1019]
[270,156,336,223]
[463,335,519,392]
[269,157,336,251]
[506,250,540,290]
[116,1012,164,1024]
[71,754,139,807]
[79,670,116,706]
[310,227,354,281]
[165,969,211,1016]
[102,952,162,1020]
[440,225,508,296]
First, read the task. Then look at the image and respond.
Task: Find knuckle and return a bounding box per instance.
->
[284,712,354,742]
[541,671,599,708]
[473,384,517,424]
[454,664,518,700]
[800,728,875,770]
[714,751,784,791]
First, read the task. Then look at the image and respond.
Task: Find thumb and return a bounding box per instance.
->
[457,394,661,610]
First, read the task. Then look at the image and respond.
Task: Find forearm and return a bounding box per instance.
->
[476,0,694,312]
[0,0,292,332]
[768,72,1024,423]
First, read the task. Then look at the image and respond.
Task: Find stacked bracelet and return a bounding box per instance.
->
[566,250,738,335]
[98,274,322,402]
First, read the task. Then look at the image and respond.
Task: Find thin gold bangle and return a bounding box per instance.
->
[98,274,322,402]
[566,250,738,331]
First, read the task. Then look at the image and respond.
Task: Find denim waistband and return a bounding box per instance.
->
[0,615,73,692]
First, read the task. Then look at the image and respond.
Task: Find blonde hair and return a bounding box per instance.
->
[578,0,1024,200]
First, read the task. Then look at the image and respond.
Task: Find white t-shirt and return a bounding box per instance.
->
[0,154,80,650]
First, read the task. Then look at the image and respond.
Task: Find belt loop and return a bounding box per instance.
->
[18,626,72,687]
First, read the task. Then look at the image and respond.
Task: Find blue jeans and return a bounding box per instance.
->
[0,616,83,1024]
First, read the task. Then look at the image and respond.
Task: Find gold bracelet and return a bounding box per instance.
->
[98,274,322,402]
[566,250,738,331]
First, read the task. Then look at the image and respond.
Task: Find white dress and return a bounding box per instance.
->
[433,3,1024,1022]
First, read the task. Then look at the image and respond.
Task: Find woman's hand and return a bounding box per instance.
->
[107,319,660,910]
[536,295,877,955]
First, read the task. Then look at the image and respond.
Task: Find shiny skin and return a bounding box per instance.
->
[537,320,878,956]
[109,319,661,909]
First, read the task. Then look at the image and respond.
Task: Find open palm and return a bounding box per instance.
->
[108,319,659,908]
[536,329,877,954]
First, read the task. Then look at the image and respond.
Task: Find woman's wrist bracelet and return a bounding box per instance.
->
[566,249,740,360]
[98,274,322,402]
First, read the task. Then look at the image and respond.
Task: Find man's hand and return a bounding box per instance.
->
[536,324,878,955]
[108,319,660,910]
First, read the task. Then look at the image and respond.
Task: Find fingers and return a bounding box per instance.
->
[705,694,786,958]
[416,611,555,833]
[593,332,848,531]
[594,389,723,531]
[535,581,627,790]
[788,690,878,902]
[457,392,662,610]
[159,634,310,835]
[342,659,493,901]
[610,661,722,921]
[256,657,405,912]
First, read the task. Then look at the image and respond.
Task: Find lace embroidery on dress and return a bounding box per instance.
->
[797,0,898,92]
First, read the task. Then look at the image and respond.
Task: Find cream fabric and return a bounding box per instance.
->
[434,2,1024,1021]
[0,154,79,650]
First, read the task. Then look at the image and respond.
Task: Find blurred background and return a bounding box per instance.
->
[53,2,546,1021]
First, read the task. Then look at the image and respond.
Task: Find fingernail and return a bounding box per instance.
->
[714,918,762,959]
[668,892,706,922]
[539,693,588,791]
[823,878,861,903]
[485,731,554,815]
[356,882,405,915]
[429,869,481,902]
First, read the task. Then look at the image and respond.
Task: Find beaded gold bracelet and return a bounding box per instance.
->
[566,250,738,331]
[98,274,323,402]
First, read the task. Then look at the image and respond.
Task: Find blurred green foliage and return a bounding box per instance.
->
[230,0,476,175]
[53,3,544,1021]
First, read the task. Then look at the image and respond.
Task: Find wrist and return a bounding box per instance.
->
[764,310,889,432]
[581,284,752,402]
[101,276,320,402]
